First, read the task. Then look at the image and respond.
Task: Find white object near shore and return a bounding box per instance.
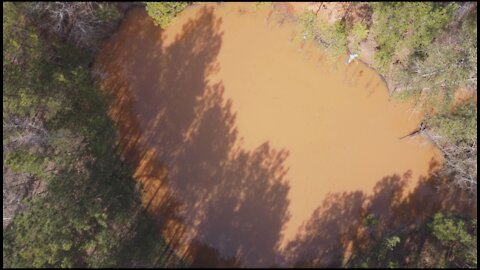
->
[346,53,359,64]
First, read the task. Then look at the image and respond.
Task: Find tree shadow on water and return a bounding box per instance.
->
[95,6,291,267]
[283,158,477,267]
[284,190,366,267]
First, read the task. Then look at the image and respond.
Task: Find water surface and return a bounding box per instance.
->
[95,3,443,267]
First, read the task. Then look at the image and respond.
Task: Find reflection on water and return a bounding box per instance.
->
[94,3,471,267]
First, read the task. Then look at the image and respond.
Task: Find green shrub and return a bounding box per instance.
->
[297,9,347,57]
[298,9,317,42]
[371,2,457,71]
[378,236,401,261]
[390,6,476,112]
[255,2,272,10]
[427,100,477,146]
[95,3,122,22]
[363,213,380,227]
[429,213,477,268]
[319,20,348,56]
[5,150,49,181]
[430,213,472,245]
[144,2,190,28]
[352,21,369,41]
[3,2,50,119]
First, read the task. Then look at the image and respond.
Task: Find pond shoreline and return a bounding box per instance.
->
[94,3,445,267]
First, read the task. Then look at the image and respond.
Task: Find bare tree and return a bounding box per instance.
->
[26,2,121,50]
[3,112,48,152]
[423,128,477,198]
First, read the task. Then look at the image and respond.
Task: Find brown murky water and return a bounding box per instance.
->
[95,3,448,267]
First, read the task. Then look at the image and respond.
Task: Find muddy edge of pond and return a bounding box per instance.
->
[283,2,402,95]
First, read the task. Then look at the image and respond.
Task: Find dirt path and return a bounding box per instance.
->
[95,3,443,267]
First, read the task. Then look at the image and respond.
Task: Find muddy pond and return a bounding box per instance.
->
[94,2,453,267]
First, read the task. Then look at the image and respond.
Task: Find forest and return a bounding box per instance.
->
[3,2,477,268]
